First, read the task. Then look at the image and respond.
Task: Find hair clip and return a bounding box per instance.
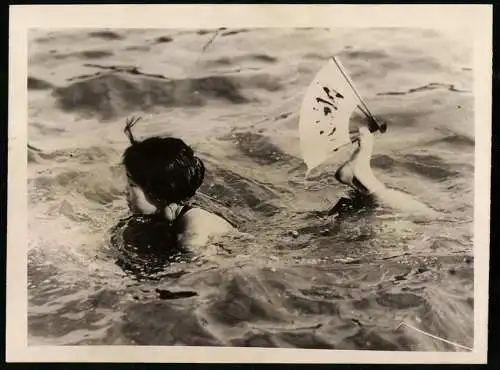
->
[124,116,142,144]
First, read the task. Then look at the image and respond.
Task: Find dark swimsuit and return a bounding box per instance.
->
[112,203,236,253]
[110,203,236,279]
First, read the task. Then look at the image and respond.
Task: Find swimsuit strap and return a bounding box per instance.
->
[170,204,193,232]
[177,204,193,219]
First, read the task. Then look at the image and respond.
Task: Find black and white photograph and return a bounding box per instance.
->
[8,4,491,364]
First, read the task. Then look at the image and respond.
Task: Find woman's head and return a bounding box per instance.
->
[122,117,205,214]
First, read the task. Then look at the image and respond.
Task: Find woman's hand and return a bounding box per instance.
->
[164,203,183,222]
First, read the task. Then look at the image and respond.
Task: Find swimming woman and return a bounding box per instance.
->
[121,116,235,248]
[333,126,439,218]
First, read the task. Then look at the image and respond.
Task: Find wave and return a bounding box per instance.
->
[31,166,123,207]
[341,50,390,60]
[124,45,152,52]
[31,145,118,165]
[221,29,250,37]
[231,132,300,167]
[371,153,460,181]
[204,53,278,68]
[377,83,471,96]
[121,302,222,346]
[78,50,115,59]
[52,70,250,120]
[28,76,53,90]
[424,134,475,148]
[87,30,124,40]
[201,164,282,218]
[153,36,174,44]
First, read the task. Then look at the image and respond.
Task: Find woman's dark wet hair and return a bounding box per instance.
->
[122,116,205,205]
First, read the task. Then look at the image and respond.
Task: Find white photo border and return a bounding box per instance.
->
[8,4,492,364]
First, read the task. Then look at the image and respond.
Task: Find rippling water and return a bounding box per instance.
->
[28,28,474,350]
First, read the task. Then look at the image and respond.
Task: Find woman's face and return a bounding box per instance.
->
[126,175,158,215]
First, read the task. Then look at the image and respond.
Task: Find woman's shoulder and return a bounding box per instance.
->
[180,207,235,247]
[183,207,235,232]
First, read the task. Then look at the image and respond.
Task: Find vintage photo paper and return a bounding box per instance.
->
[8,4,491,364]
